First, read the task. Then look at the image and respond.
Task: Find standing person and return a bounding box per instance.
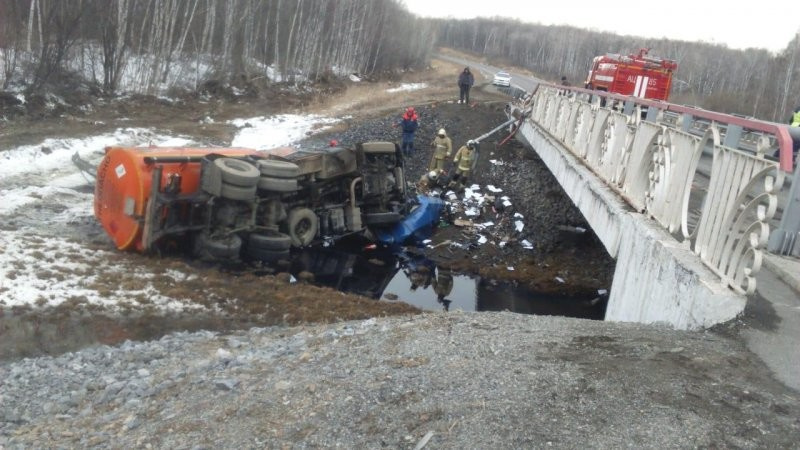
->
[559,76,570,96]
[452,140,477,187]
[428,128,452,172]
[790,106,800,160]
[395,107,419,157]
[458,67,474,104]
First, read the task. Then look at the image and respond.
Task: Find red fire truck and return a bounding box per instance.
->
[584,48,677,101]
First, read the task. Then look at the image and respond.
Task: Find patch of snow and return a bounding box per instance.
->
[349,74,362,82]
[386,83,427,93]
[0,128,193,183]
[521,240,534,249]
[229,114,339,149]
[0,230,204,311]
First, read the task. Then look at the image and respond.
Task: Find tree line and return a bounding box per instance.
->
[0,0,435,94]
[1,1,798,122]
[435,18,800,123]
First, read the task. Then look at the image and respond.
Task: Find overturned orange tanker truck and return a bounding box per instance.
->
[93,141,437,262]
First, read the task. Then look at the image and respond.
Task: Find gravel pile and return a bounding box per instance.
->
[2,312,799,448]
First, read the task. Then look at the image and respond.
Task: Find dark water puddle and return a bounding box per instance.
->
[0,240,606,361]
[284,240,606,317]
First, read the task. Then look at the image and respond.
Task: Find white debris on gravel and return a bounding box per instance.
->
[228,114,339,149]
[385,83,427,93]
[433,182,535,252]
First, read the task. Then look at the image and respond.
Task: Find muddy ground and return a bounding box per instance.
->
[0,58,611,359]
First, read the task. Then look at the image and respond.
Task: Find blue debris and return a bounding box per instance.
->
[375,195,445,245]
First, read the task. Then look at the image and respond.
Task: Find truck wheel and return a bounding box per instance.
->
[199,233,242,259]
[220,182,257,201]
[362,211,402,226]
[249,231,292,251]
[214,158,260,187]
[257,160,301,178]
[247,246,290,263]
[286,207,318,247]
[257,176,299,192]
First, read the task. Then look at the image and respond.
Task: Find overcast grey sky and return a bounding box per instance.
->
[402,0,799,52]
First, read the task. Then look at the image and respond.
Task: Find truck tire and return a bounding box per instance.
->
[247,246,290,263]
[257,160,301,178]
[286,207,318,247]
[220,182,257,201]
[257,176,299,192]
[199,233,242,259]
[362,211,402,226]
[249,231,292,251]
[214,158,260,187]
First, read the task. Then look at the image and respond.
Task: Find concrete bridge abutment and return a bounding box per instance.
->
[516,120,746,330]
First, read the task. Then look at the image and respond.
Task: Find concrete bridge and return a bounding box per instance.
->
[503,84,800,330]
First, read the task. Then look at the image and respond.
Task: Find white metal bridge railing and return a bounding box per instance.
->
[512,86,798,295]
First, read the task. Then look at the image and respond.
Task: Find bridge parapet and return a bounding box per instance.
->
[513,86,792,295]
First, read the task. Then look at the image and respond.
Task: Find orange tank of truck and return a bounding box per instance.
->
[94,146,258,251]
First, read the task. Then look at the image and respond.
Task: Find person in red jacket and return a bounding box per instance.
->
[396,107,419,156]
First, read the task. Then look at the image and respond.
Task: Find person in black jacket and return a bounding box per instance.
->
[458,67,474,104]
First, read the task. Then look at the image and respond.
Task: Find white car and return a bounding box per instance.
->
[492,71,512,87]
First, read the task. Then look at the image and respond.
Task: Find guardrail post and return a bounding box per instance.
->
[723,124,743,148]
[623,100,635,116]
[768,161,800,257]
[644,106,660,123]
[681,113,693,132]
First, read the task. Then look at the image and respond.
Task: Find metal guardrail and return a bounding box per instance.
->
[511,85,799,294]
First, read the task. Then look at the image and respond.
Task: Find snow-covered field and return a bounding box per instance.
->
[0,115,334,312]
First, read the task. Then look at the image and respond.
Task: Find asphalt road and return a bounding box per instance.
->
[438,53,541,93]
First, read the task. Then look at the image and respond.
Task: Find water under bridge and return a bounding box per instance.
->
[499,81,800,330]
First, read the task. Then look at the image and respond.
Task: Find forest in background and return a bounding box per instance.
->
[435,18,800,123]
[0,0,435,94]
[1,0,799,123]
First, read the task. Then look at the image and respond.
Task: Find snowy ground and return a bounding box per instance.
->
[0,115,336,313]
